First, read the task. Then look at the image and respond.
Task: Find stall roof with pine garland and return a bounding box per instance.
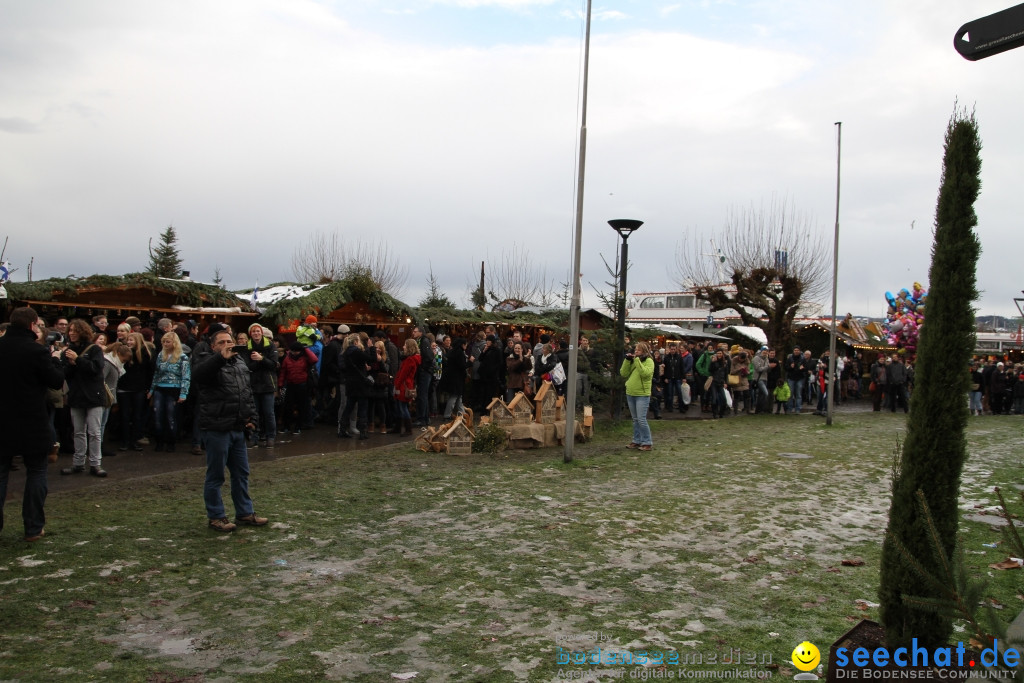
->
[6,273,245,309]
[256,277,418,326]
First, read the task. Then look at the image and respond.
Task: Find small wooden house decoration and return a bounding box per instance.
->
[414,426,443,453]
[554,396,565,422]
[533,381,557,424]
[582,405,594,428]
[487,397,515,427]
[506,392,534,425]
[442,417,475,456]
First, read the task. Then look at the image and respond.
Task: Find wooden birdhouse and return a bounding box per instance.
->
[488,397,515,427]
[554,395,566,422]
[442,417,475,456]
[414,426,444,453]
[533,381,557,424]
[506,392,534,425]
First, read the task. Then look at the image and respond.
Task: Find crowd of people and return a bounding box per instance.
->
[4,306,1023,542]
[968,358,1024,416]
[0,307,269,540]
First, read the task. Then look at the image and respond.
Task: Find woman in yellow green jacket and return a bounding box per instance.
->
[620,341,655,451]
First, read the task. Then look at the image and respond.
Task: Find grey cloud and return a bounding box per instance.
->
[0,117,40,134]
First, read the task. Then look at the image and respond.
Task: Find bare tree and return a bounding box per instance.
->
[290,232,409,297]
[486,244,558,309]
[673,197,830,351]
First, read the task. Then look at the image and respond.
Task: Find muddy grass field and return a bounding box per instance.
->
[1,411,1022,682]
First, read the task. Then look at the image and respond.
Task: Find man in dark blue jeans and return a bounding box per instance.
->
[192,328,269,533]
[785,347,808,414]
[0,307,65,542]
[413,325,433,427]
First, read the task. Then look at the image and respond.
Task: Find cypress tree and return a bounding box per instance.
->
[147,225,184,278]
[878,107,982,647]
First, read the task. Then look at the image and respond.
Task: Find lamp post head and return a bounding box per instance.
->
[608,219,643,239]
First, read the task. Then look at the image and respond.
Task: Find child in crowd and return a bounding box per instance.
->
[773,378,791,414]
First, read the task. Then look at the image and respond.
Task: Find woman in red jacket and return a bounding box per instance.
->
[393,338,421,436]
[278,342,317,436]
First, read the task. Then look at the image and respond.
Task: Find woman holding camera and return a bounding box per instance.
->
[620,341,655,451]
[60,318,109,476]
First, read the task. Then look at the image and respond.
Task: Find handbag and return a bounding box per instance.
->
[403,386,417,401]
[704,377,713,391]
[550,363,566,386]
[680,382,691,405]
[727,374,740,386]
[970,382,980,392]
[869,381,877,393]
[103,383,115,408]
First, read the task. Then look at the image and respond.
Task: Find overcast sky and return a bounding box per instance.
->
[3,0,1022,318]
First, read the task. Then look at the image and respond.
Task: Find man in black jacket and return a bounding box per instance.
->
[317,328,344,424]
[0,307,65,541]
[413,325,433,427]
[192,328,268,533]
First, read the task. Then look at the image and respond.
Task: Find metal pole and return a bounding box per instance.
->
[564,0,592,463]
[613,234,629,421]
[826,122,841,425]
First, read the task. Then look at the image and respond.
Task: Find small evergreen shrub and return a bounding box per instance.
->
[472,423,508,454]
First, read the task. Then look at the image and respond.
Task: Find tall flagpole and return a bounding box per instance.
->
[564,0,592,463]
[826,122,841,425]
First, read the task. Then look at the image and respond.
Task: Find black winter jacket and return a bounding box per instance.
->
[63,340,106,408]
[192,350,257,432]
[342,345,376,398]
[318,339,343,388]
[244,337,279,394]
[438,346,468,394]
[0,326,65,453]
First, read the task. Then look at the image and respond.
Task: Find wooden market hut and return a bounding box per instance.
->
[411,305,614,350]
[3,273,257,330]
[257,279,418,340]
[793,318,896,362]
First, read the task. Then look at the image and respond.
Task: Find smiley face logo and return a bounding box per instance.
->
[791,641,821,672]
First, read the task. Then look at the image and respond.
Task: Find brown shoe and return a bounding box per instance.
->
[48,443,60,464]
[209,517,237,533]
[638,445,652,452]
[626,443,639,449]
[25,529,45,542]
[234,513,268,527]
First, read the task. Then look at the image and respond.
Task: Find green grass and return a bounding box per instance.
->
[1,412,1022,681]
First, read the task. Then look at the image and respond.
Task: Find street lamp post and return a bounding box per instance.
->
[609,219,643,420]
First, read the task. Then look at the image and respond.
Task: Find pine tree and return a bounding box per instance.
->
[418,266,456,310]
[879,107,982,648]
[147,225,184,278]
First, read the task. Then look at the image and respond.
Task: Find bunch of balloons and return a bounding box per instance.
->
[883,282,927,353]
